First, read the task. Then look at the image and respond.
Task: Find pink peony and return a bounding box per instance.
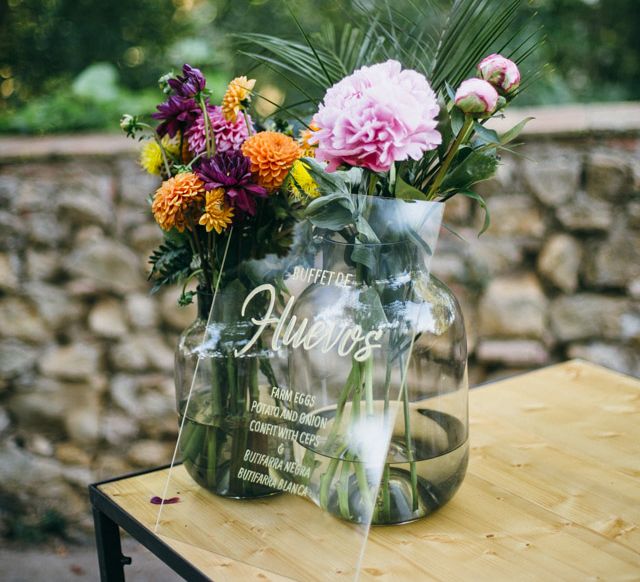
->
[454,78,499,115]
[186,105,253,155]
[478,54,520,94]
[311,60,441,173]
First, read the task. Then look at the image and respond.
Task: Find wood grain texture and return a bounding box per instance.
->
[100,360,640,581]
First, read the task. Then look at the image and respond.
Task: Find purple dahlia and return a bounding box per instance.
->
[168,64,207,98]
[195,151,267,216]
[152,95,199,138]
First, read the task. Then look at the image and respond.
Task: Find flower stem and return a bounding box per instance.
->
[199,95,215,157]
[153,134,172,177]
[426,114,473,200]
[243,110,253,137]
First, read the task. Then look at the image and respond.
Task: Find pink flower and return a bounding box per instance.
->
[311,60,441,173]
[454,78,499,115]
[478,54,521,94]
[186,105,253,155]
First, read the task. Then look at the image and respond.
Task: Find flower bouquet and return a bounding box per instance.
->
[122,0,536,522]
[122,66,321,498]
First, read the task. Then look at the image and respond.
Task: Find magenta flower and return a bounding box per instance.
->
[168,64,207,98]
[454,78,499,115]
[186,105,253,155]
[311,60,441,173]
[195,151,267,216]
[152,95,199,138]
[478,54,521,95]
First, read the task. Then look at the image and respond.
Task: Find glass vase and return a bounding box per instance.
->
[175,286,286,499]
[287,226,468,525]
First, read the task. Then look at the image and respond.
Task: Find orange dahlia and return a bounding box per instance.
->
[241,131,301,191]
[151,172,205,232]
[222,76,256,122]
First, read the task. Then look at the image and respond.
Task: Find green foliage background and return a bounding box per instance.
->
[0,0,638,134]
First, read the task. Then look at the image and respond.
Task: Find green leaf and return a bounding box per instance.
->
[355,286,389,329]
[500,116,535,145]
[450,105,465,135]
[440,149,499,192]
[444,81,457,102]
[459,190,491,236]
[395,176,427,201]
[350,240,377,271]
[302,157,350,196]
[473,121,500,145]
[305,192,355,230]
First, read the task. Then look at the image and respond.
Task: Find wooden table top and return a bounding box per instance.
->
[100,360,640,581]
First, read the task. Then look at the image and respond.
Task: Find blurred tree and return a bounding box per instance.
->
[0,0,639,133]
[0,0,192,104]
[528,0,640,103]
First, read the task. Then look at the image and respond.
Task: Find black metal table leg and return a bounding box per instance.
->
[93,505,131,582]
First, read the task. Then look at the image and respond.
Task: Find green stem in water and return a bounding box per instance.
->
[426,114,474,200]
[399,353,419,512]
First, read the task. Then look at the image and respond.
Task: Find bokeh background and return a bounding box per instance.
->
[0,0,639,577]
[2,0,640,132]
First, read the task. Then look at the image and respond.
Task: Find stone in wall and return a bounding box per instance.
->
[88,298,129,338]
[537,234,582,293]
[0,339,39,380]
[39,342,102,382]
[476,194,546,247]
[585,152,633,201]
[522,146,582,207]
[125,293,160,329]
[0,252,18,292]
[583,216,640,289]
[476,339,550,367]
[549,294,633,342]
[567,342,638,377]
[556,191,614,232]
[0,297,53,343]
[478,274,548,340]
[64,238,145,294]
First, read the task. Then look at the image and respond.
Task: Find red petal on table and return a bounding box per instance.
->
[150,496,180,505]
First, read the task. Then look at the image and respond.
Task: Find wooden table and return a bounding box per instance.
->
[90,360,640,581]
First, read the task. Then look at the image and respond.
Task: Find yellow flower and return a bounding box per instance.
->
[151,172,205,232]
[199,188,234,234]
[299,122,319,158]
[222,76,256,122]
[288,160,319,201]
[139,137,181,175]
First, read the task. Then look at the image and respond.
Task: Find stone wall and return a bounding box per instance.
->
[0,103,639,537]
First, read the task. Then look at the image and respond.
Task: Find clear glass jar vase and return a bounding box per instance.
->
[287,232,468,525]
[175,286,286,499]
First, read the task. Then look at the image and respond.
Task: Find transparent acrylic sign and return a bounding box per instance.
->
[155,195,444,580]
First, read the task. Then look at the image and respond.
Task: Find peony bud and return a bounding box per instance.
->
[478,53,520,94]
[454,78,499,115]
